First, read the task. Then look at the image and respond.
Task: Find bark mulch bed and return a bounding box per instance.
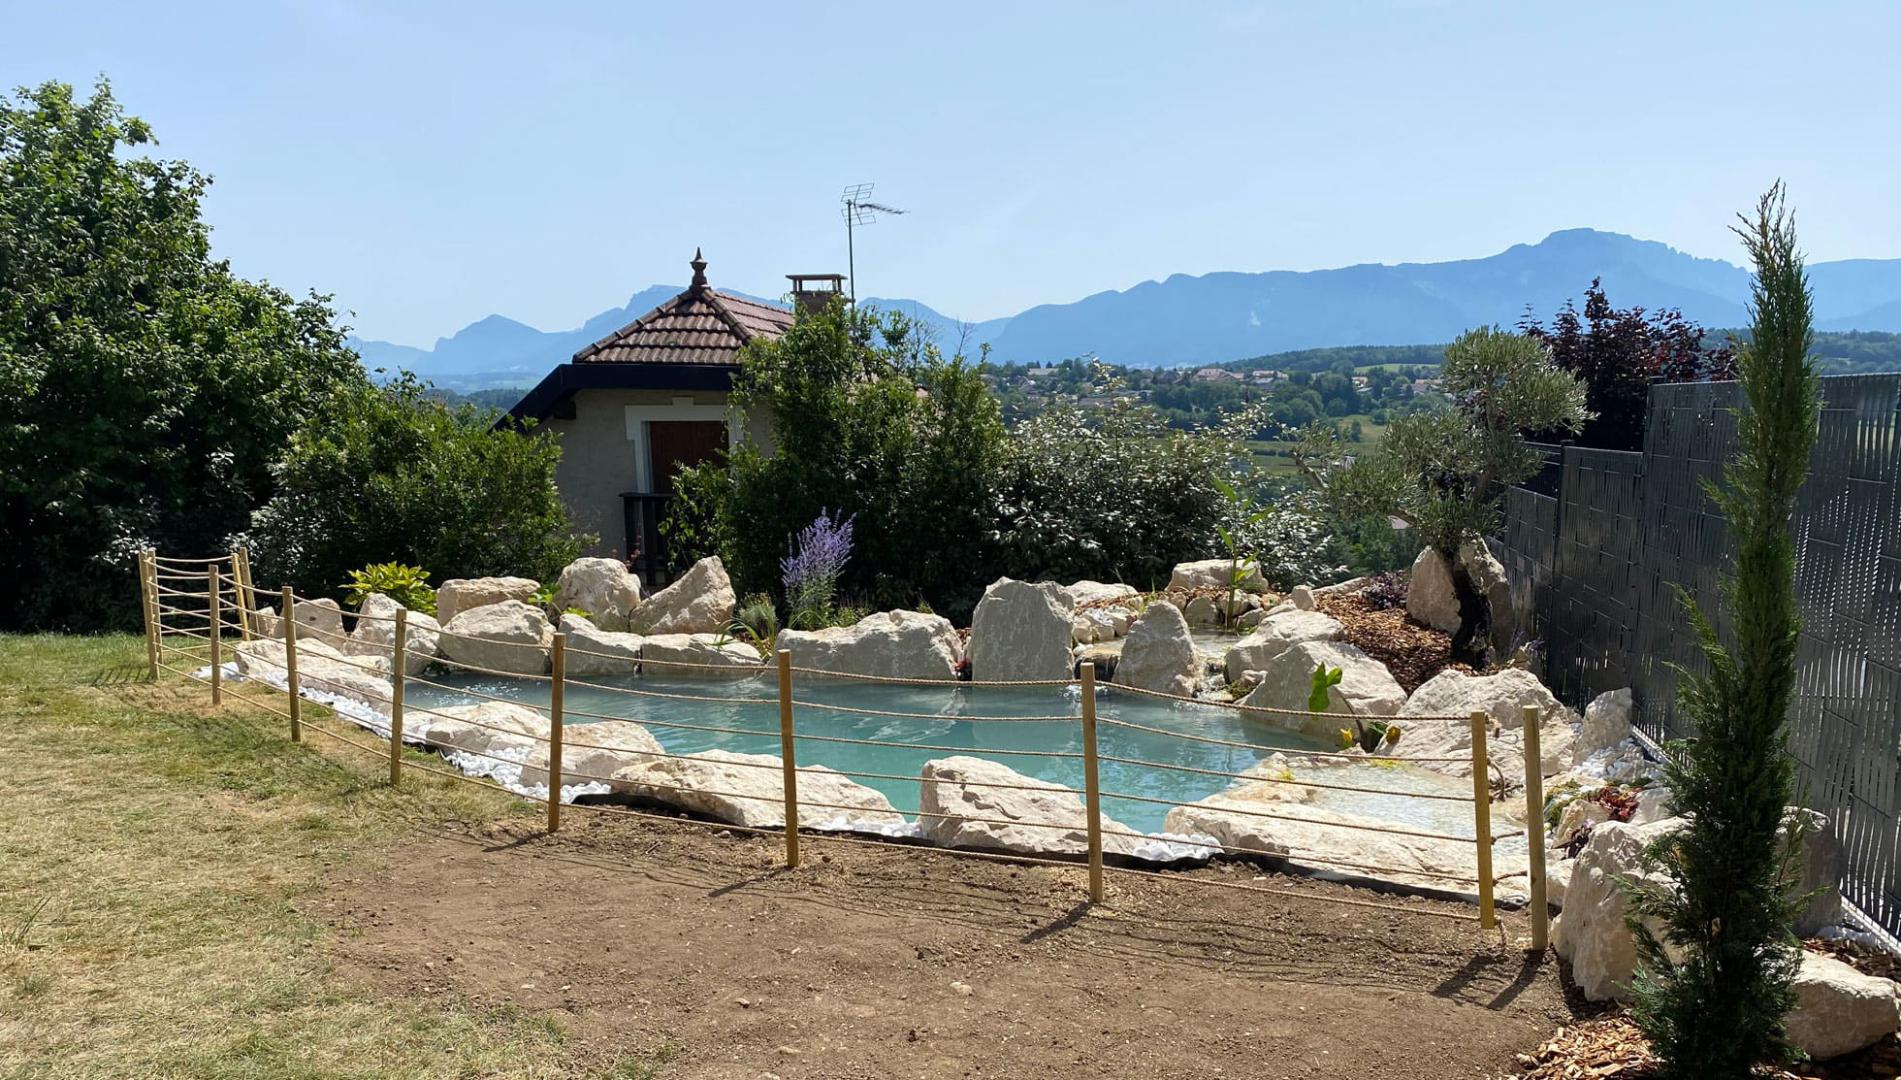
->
[1316,588,1473,693]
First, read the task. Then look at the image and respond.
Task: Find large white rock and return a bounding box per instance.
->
[627,556,735,636]
[1222,610,1346,683]
[519,719,664,789]
[553,557,643,631]
[1787,806,1845,935]
[1406,541,1515,656]
[347,593,440,676]
[411,700,548,756]
[1396,668,1577,781]
[556,613,643,676]
[1554,813,1850,1002]
[292,598,349,649]
[1066,580,1140,607]
[1787,951,1901,1061]
[638,633,763,677]
[1168,558,1270,594]
[1112,601,1199,696]
[435,576,540,624]
[615,749,904,831]
[437,600,553,675]
[967,578,1074,682]
[777,610,962,680]
[919,755,1142,857]
[1576,688,1633,761]
[233,638,393,712]
[1237,640,1406,739]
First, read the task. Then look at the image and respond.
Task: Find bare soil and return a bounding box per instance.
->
[315,808,1580,1079]
[1317,590,1471,693]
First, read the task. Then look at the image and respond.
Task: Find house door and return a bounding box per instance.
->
[647,420,728,493]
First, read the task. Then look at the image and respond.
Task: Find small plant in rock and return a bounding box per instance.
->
[341,563,435,615]
[782,509,854,630]
[1358,571,1408,611]
[731,593,780,644]
[1307,664,1343,713]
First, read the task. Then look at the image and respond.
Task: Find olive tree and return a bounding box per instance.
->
[1294,327,1588,665]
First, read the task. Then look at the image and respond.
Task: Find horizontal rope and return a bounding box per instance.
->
[1093,752,1475,802]
[399,672,546,712]
[786,664,1075,688]
[792,698,1075,723]
[429,651,553,681]
[560,674,771,708]
[153,554,235,565]
[399,697,551,739]
[1097,786,1479,845]
[556,702,769,740]
[433,627,555,652]
[1103,680,1480,724]
[789,729,1083,760]
[159,628,211,644]
[1092,713,1477,765]
[1102,863,1481,923]
[155,601,214,618]
[622,652,768,673]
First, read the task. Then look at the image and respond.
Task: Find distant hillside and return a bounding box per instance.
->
[348,229,1901,386]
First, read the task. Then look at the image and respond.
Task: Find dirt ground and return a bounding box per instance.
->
[315,808,1580,1080]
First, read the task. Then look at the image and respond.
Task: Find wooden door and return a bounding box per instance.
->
[647,420,727,494]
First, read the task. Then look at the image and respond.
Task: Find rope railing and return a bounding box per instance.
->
[137,548,1549,943]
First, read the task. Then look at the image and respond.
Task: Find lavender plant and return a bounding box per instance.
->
[781,510,855,629]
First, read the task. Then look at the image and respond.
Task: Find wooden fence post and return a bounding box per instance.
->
[1521,703,1549,951]
[1470,710,1494,930]
[231,549,253,642]
[208,567,223,705]
[1080,662,1105,904]
[777,649,800,868]
[282,586,302,743]
[547,632,565,833]
[388,608,406,785]
[139,551,159,681]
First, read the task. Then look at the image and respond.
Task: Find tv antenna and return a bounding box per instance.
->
[841,183,905,306]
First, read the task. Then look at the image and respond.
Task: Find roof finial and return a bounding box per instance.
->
[689,247,708,290]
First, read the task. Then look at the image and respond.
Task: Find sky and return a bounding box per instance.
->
[7,1,1899,346]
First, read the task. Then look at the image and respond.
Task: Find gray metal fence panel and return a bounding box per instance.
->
[1491,373,1901,936]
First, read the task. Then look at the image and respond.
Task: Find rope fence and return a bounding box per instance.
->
[136,549,1550,944]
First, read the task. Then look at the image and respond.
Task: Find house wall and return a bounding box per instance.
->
[542,388,773,558]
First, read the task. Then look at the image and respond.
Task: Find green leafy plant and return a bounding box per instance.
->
[341,563,436,615]
[730,593,780,644]
[1623,184,1820,1079]
[1307,664,1343,713]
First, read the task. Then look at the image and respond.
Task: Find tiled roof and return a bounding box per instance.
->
[573,250,792,366]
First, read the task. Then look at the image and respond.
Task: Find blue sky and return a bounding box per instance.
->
[7,1,1897,345]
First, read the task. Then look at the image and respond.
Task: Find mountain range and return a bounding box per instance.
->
[350,229,1901,387]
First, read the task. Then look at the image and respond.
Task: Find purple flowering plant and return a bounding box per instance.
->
[781,509,854,629]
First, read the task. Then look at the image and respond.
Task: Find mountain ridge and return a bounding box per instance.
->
[350,229,1901,386]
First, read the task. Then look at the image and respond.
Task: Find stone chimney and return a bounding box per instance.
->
[786,273,845,316]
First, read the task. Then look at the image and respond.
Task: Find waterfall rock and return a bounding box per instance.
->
[553,557,643,631]
[436,576,540,624]
[438,600,554,675]
[1168,558,1270,594]
[777,610,962,680]
[919,755,1141,857]
[1222,610,1345,683]
[967,578,1074,681]
[628,556,736,636]
[1112,601,1199,696]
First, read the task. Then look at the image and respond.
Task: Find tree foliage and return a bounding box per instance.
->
[0,79,366,630]
[1625,185,1818,1078]
[248,376,581,603]
[1520,278,1735,451]
[1296,327,1588,663]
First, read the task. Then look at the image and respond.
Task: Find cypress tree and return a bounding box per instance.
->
[1625,184,1820,1076]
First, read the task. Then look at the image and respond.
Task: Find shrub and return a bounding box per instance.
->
[781,510,854,630]
[341,563,435,615]
[731,593,779,644]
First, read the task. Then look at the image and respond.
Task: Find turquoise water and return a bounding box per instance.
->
[405,673,1470,835]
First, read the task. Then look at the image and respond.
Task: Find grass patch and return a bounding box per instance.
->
[0,633,670,1079]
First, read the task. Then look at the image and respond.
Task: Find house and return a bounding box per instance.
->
[506,250,840,582]
[1194,367,1243,383]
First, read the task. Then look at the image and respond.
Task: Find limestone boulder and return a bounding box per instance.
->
[233,638,392,713]
[1576,688,1633,761]
[436,576,539,624]
[347,593,440,676]
[967,578,1074,682]
[1787,951,1901,1061]
[438,600,553,675]
[1182,595,1221,626]
[1066,580,1140,607]
[1237,640,1406,739]
[1406,541,1515,657]
[627,556,735,636]
[1396,668,1577,781]
[614,750,904,831]
[919,755,1142,857]
[1112,601,1198,697]
[1222,610,1345,683]
[1291,585,1316,610]
[1168,558,1270,594]
[778,610,961,680]
[292,598,348,649]
[1787,806,1845,935]
[553,557,643,631]
[519,719,664,789]
[638,633,763,677]
[557,613,643,676]
[412,700,548,756]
